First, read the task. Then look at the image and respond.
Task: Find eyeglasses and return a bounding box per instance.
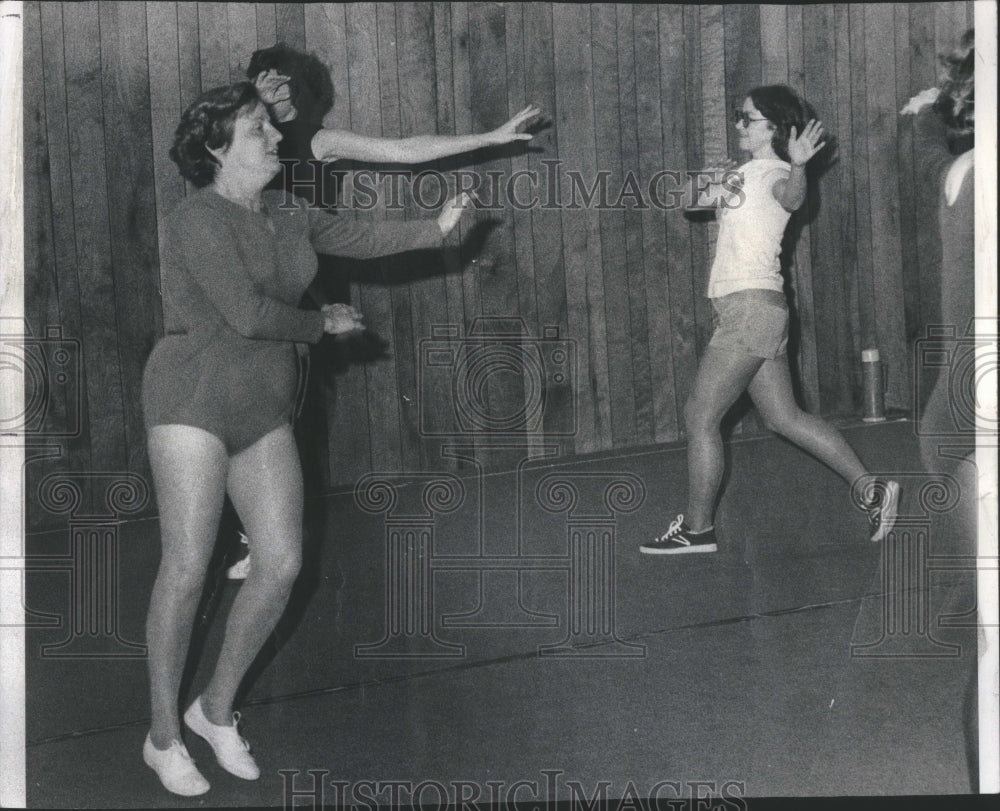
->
[734,110,769,127]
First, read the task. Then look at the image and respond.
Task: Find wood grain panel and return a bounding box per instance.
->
[226,4,257,82]
[616,4,654,446]
[894,3,921,341]
[396,2,453,471]
[448,1,481,330]
[147,2,186,277]
[552,4,609,454]
[636,3,676,444]
[785,4,820,414]
[99,0,160,474]
[275,2,305,50]
[723,4,762,154]
[62,1,127,474]
[24,2,91,525]
[254,3,276,50]
[683,3,712,359]
[864,3,911,408]
[590,3,635,448]
[909,2,944,332]
[344,2,403,473]
[176,2,202,113]
[848,5,878,361]
[467,2,534,458]
[518,2,570,447]
[431,2,468,347]
[374,2,427,473]
[760,5,789,87]
[698,4,726,278]
[803,3,853,415]
[35,2,91,480]
[659,3,699,438]
[196,3,230,90]
[835,3,864,410]
[301,3,373,487]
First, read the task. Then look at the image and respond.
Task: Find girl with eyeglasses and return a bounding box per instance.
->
[641,85,899,555]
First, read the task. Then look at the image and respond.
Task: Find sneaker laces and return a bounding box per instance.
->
[231,712,251,751]
[160,739,196,764]
[656,515,686,542]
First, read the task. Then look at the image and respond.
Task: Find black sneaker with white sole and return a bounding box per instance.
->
[866,479,901,542]
[641,515,717,555]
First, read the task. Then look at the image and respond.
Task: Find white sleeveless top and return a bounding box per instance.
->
[707,158,791,298]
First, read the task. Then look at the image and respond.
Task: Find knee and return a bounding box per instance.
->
[256,548,302,592]
[156,557,209,596]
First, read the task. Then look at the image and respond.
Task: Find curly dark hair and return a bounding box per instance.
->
[934,28,974,143]
[169,83,260,187]
[246,43,335,126]
[748,85,817,163]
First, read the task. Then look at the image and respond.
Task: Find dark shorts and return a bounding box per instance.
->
[142,332,301,454]
[708,288,789,359]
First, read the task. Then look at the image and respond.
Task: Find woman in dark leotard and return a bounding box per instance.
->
[219,44,542,581]
[140,82,471,797]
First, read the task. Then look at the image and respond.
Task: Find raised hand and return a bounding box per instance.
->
[436,192,473,237]
[322,302,364,335]
[787,120,826,166]
[253,69,297,122]
[485,104,543,145]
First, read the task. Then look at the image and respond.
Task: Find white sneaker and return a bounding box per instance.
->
[867,480,901,542]
[225,532,251,580]
[183,696,260,780]
[142,734,210,796]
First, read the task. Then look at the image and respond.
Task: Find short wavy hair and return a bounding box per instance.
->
[246,42,335,126]
[169,82,260,187]
[748,85,817,164]
[934,28,974,142]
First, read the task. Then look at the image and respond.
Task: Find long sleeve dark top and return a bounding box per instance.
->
[160,188,443,345]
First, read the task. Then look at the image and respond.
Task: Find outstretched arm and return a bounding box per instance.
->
[772,119,826,212]
[305,192,472,259]
[255,72,541,163]
[309,105,542,163]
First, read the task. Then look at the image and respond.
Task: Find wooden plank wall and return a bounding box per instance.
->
[23,2,975,529]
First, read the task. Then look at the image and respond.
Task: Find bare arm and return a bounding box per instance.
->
[254,69,540,164]
[772,119,826,212]
[305,192,471,257]
[309,105,541,163]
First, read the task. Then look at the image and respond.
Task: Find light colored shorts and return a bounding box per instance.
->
[707,288,789,359]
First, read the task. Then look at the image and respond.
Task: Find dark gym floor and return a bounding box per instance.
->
[23,419,980,807]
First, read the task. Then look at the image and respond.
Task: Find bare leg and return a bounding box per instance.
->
[683,347,766,531]
[196,424,304,724]
[146,425,228,749]
[747,357,868,483]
